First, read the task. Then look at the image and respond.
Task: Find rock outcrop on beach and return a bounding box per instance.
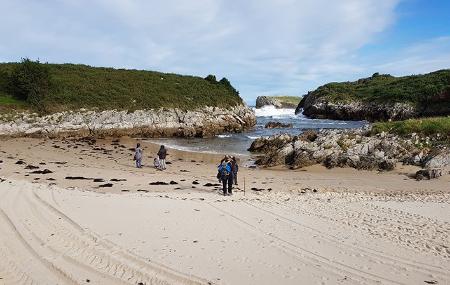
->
[248,129,449,176]
[264,121,293,129]
[295,70,450,121]
[256,96,300,109]
[0,105,256,138]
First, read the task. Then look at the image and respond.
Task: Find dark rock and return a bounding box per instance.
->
[110,178,127,182]
[15,160,26,165]
[415,169,443,180]
[169,181,178,185]
[204,183,221,187]
[31,169,53,174]
[25,165,40,170]
[378,159,396,171]
[251,187,264,191]
[65,176,91,180]
[264,121,293,129]
[150,181,169,185]
[93,178,105,182]
[99,183,113,187]
[192,181,199,185]
[298,130,318,142]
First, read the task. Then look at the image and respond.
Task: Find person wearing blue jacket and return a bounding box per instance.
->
[220,157,234,196]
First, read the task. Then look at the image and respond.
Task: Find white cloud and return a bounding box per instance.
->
[374,37,450,75]
[0,0,413,103]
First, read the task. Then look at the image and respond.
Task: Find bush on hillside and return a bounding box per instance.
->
[9,58,51,111]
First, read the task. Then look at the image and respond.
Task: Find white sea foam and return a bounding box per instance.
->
[216,134,232,138]
[246,135,261,140]
[254,106,297,118]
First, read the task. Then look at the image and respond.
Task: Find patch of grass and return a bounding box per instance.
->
[372,116,450,137]
[0,61,244,113]
[273,96,301,106]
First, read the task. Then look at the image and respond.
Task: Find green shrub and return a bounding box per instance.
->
[8,58,51,111]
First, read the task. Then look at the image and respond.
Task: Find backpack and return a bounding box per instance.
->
[221,162,231,177]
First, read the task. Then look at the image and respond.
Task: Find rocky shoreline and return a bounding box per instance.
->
[0,105,256,138]
[249,128,449,179]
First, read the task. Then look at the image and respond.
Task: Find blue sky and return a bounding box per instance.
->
[1,0,449,104]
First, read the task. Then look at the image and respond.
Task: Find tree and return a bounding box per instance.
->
[219,77,239,95]
[9,58,51,110]
[204,74,217,83]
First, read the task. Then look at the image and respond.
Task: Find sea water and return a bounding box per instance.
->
[147,106,367,155]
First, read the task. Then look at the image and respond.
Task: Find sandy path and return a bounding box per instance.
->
[1,179,449,285]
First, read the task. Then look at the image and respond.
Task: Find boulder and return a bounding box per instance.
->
[423,149,450,170]
[264,121,293,129]
[415,168,443,180]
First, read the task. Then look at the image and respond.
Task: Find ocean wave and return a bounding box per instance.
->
[246,135,261,140]
[254,106,297,118]
[216,134,232,138]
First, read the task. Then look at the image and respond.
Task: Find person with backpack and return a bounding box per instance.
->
[217,155,229,183]
[231,156,239,185]
[157,145,167,170]
[134,143,143,168]
[220,156,234,196]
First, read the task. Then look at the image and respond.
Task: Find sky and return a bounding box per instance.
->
[1,0,449,104]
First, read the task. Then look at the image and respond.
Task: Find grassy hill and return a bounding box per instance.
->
[305,70,450,115]
[0,60,243,114]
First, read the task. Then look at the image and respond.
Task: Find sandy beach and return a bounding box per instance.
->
[1,137,449,285]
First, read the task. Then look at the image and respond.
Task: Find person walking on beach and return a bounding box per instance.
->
[134,143,143,168]
[231,156,239,185]
[217,155,229,183]
[157,145,167,170]
[220,156,233,196]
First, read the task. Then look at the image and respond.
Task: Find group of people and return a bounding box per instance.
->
[217,155,239,196]
[135,143,239,196]
[134,143,168,171]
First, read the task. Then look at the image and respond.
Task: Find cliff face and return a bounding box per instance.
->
[0,105,256,138]
[297,93,418,121]
[255,96,300,109]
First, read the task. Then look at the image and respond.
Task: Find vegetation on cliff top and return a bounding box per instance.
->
[307,70,450,111]
[271,96,301,106]
[0,59,243,113]
[372,116,450,141]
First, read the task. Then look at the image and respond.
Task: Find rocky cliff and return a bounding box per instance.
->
[256,96,300,109]
[0,105,256,138]
[248,129,449,177]
[295,70,450,121]
[297,93,418,121]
